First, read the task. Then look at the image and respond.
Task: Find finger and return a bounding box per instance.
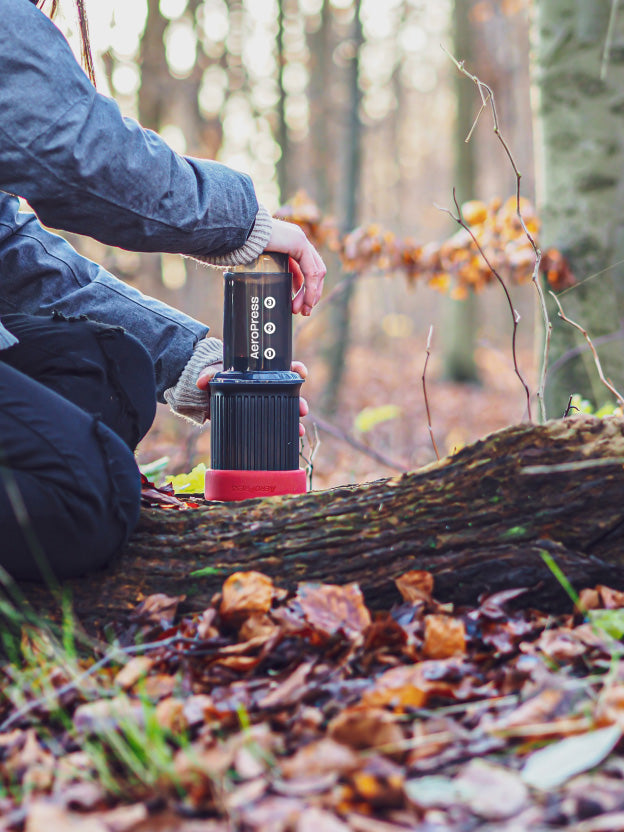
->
[290,259,305,314]
[291,360,308,380]
[299,244,326,314]
[197,362,223,390]
[299,422,306,437]
[299,395,309,418]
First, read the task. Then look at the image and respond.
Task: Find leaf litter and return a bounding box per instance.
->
[2,571,624,830]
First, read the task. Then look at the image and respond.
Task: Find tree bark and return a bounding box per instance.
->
[19,415,624,630]
[531,1,624,417]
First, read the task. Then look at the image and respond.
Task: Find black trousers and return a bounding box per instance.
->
[0,312,156,580]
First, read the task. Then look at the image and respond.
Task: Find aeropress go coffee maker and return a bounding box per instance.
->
[204,252,307,501]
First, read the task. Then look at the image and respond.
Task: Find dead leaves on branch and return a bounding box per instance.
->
[275,190,574,293]
[3,571,624,830]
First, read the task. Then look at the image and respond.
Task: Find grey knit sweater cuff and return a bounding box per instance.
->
[164,337,224,424]
[191,204,273,268]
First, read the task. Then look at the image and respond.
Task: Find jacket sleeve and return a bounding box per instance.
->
[0,195,209,399]
[0,0,259,257]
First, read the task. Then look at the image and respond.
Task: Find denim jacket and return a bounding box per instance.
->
[0,0,260,397]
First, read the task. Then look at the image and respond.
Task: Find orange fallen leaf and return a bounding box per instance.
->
[423,614,466,659]
[220,571,275,621]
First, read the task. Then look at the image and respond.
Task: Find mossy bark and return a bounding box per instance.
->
[531,1,624,416]
[18,415,624,632]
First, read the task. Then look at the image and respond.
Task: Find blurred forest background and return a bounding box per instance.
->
[51,0,624,488]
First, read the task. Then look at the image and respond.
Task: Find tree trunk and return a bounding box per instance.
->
[321,0,363,416]
[442,0,479,384]
[18,415,624,631]
[531,1,624,417]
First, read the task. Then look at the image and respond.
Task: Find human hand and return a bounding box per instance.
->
[197,359,309,436]
[266,219,326,316]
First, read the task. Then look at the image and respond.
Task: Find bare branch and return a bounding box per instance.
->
[422,325,440,461]
[438,191,532,422]
[549,291,624,407]
[444,47,550,422]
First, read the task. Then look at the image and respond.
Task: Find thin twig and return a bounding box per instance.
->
[438,191,533,422]
[300,422,321,491]
[547,323,624,378]
[444,46,549,422]
[549,290,624,407]
[309,412,408,473]
[602,0,620,80]
[422,325,440,460]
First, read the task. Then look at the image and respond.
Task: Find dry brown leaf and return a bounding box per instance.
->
[490,689,564,732]
[140,673,177,701]
[395,570,434,604]
[237,796,302,830]
[220,571,274,621]
[239,612,280,642]
[454,759,529,821]
[280,737,360,780]
[596,684,624,728]
[350,756,405,808]
[597,585,624,609]
[258,660,315,709]
[24,801,110,832]
[114,656,154,691]
[533,628,591,661]
[155,697,187,734]
[361,659,471,710]
[131,593,183,629]
[422,614,466,659]
[328,707,404,754]
[296,582,372,641]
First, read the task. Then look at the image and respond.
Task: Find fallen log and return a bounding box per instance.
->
[19,414,624,630]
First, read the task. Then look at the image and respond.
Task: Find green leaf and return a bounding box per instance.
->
[190,565,226,578]
[589,608,624,640]
[354,404,402,434]
[169,463,207,494]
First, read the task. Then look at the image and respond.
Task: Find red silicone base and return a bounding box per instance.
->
[204,468,307,501]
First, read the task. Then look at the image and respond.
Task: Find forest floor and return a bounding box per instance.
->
[5,340,624,831]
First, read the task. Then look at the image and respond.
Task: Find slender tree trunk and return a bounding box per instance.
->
[442,0,480,383]
[276,0,290,203]
[307,1,332,212]
[531,1,624,416]
[321,0,363,415]
[135,0,172,305]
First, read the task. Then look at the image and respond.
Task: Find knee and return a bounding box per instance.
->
[93,325,157,445]
[1,421,142,581]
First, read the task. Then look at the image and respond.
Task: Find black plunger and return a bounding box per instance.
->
[204,252,307,500]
